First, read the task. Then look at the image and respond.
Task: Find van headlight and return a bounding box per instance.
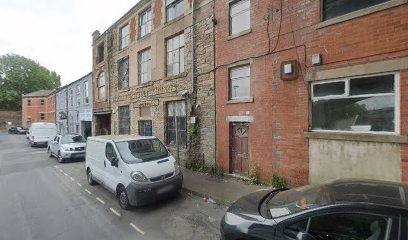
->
[130,171,148,182]
[174,161,181,175]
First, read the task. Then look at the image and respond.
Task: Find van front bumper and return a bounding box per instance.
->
[126,171,183,207]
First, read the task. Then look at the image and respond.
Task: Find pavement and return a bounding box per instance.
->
[181,167,270,206]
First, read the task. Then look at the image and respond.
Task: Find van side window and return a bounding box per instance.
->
[105,143,117,162]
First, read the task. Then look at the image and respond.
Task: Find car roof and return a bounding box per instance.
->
[87,135,156,143]
[326,179,408,209]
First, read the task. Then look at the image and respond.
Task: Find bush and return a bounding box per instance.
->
[271,173,287,189]
[248,161,258,185]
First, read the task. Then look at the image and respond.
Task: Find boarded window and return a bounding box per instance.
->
[119,106,130,135]
[166,101,186,146]
[118,57,129,89]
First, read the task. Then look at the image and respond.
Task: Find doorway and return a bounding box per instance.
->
[230,123,249,176]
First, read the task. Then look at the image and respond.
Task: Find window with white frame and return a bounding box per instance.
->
[139,48,152,84]
[230,65,250,100]
[76,85,80,107]
[230,0,250,36]
[166,0,184,22]
[322,0,390,21]
[118,57,129,89]
[167,33,184,76]
[97,72,106,100]
[166,101,186,146]
[311,73,399,133]
[139,8,152,38]
[120,24,130,50]
[84,81,89,104]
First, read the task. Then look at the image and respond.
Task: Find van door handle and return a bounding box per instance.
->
[104,161,106,167]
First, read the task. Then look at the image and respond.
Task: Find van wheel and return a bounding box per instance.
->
[87,169,95,185]
[118,186,130,210]
[57,152,64,163]
[47,148,53,158]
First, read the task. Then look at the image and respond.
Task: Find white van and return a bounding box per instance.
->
[85,135,183,209]
[28,122,57,147]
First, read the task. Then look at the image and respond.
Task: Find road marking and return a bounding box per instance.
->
[63,173,69,177]
[130,223,145,235]
[59,169,63,173]
[85,189,92,195]
[70,177,75,181]
[96,197,105,204]
[54,166,58,169]
[109,208,121,217]
[77,183,82,187]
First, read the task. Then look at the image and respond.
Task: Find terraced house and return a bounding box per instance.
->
[92,0,216,163]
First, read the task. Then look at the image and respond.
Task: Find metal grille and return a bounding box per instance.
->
[149,172,174,182]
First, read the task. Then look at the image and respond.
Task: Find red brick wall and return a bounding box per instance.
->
[215,0,408,185]
[22,95,56,127]
[46,93,56,124]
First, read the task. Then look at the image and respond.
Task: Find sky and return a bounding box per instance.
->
[0,0,140,86]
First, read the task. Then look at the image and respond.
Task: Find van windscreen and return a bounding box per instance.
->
[115,139,169,163]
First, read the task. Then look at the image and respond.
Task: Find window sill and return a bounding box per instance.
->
[118,88,130,93]
[316,0,408,29]
[164,72,188,81]
[227,29,252,41]
[304,131,408,144]
[138,33,151,41]
[226,97,254,104]
[137,81,154,88]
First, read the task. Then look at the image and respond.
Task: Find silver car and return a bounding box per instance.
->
[48,135,86,163]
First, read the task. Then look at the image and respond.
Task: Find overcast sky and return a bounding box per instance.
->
[0,0,139,85]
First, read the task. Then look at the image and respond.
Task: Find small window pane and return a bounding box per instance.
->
[230,0,250,35]
[323,0,390,21]
[350,75,394,96]
[313,81,345,97]
[230,66,250,99]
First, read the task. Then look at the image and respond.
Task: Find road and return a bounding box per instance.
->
[0,131,225,240]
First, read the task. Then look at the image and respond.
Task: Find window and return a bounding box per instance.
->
[76,124,79,134]
[118,57,129,89]
[230,0,250,35]
[167,33,185,76]
[139,48,152,84]
[40,99,44,106]
[40,113,45,121]
[76,85,80,107]
[97,72,106,100]
[322,0,391,21]
[27,99,31,106]
[120,24,130,50]
[139,120,152,136]
[139,8,152,38]
[230,65,250,99]
[118,106,130,135]
[105,143,117,162]
[70,89,74,107]
[166,0,184,22]
[97,43,104,63]
[166,101,186,146]
[311,73,398,133]
[84,81,89,104]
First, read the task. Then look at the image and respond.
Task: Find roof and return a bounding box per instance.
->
[56,72,92,92]
[329,179,408,209]
[22,90,54,97]
[88,135,156,142]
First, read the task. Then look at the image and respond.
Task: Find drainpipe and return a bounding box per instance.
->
[191,0,196,103]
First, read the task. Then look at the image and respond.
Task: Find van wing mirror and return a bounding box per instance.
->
[111,157,119,167]
[296,232,316,240]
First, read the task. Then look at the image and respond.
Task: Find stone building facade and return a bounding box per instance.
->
[92,0,215,164]
[22,90,56,128]
[55,73,93,137]
[215,0,408,185]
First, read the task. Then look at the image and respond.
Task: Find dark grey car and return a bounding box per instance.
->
[220,179,408,240]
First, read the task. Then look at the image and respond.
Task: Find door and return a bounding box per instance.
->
[51,136,59,154]
[103,142,120,192]
[231,123,249,175]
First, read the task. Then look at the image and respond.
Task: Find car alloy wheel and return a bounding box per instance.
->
[57,152,64,163]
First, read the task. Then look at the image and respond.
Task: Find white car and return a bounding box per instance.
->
[85,135,183,210]
[48,135,86,163]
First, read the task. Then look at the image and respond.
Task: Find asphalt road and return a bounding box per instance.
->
[0,131,225,240]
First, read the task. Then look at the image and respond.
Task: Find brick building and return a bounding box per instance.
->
[215,0,408,185]
[92,0,215,163]
[22,90,56,128]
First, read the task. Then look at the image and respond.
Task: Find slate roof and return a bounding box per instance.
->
[22,90,54,97]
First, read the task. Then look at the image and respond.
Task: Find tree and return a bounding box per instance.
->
[0,54,61,110]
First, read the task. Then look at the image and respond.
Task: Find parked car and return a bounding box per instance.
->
[220,179,407,240]
[85,135,183,210]
[27,122,56,147]
[8,127,27,134]
[48,135,86,163]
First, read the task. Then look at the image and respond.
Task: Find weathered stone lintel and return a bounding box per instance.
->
[304,131,408,144]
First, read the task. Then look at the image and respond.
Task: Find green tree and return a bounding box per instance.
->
[0,54,61,110]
